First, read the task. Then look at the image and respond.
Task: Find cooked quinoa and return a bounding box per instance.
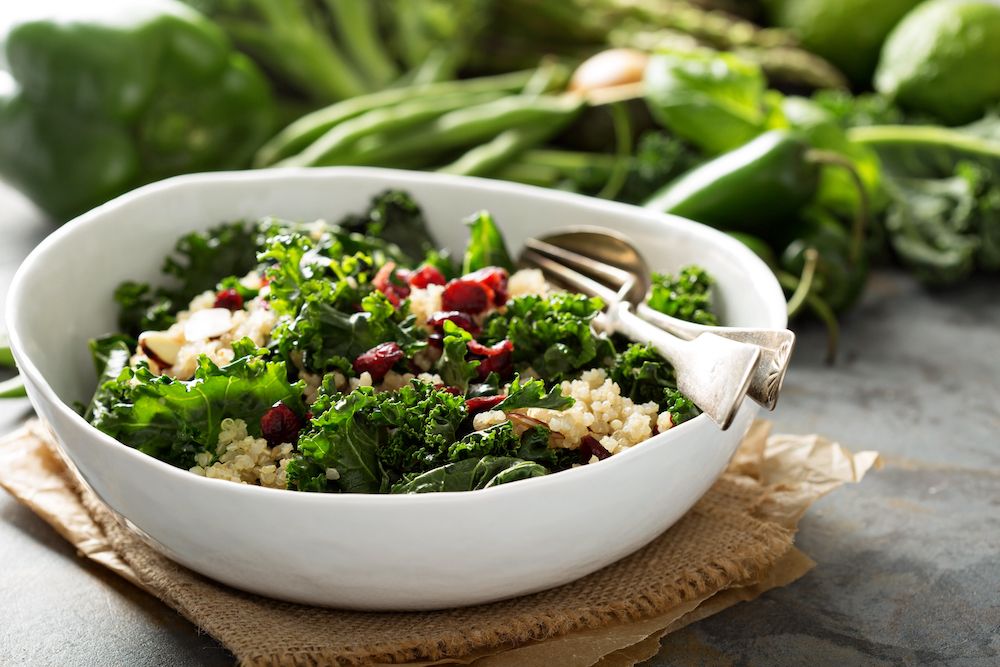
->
[189,418,295,488]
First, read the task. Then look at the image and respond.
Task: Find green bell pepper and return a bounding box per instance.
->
[0,0,276,221]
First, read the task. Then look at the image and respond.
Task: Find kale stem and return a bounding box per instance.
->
[0,337,14,367]
[804,149,869,266]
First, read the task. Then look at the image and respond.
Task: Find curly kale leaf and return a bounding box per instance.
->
[646,266,718,326]
[372,382,468,472]
[89,338,305,469]
[434,321,480,394]
[481,292,615,383]
[616,131,703,206]
[262,232,424,373]
[390,456,548,494]
[115,222,258,338]
[85,335,134,423]
[516,426,558,467]
[608,343,701,423]
[496,375,574,412]
[462,210,515,274]
[447,421,520,461]
[296,388,383,493]
[339,190,439,265]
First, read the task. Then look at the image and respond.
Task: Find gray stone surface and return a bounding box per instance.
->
[1,180,997,666]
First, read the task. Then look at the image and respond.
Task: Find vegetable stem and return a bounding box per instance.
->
[597,101,632,200]
[0,375,26,399]
[805,149,870,266]
[785,247,818,318]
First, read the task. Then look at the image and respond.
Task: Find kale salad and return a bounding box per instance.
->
[85,191,718,494]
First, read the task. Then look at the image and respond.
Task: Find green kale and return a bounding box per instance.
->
[262,232,424,373]
[84,335,134,423]
[608,344,702,424]
[462,210,516,274]
[390,456,548,494]
[340,190,439,264]
[447,421,520,461]
[434,321,479,394]
[615,131,703,206]
[89,338,305,469]
[516,426,558,467]
[115,221,258,338]
[662,389,700,427]
[480,292,615,384]
[496,375,574,412]
[371,381,468,473]
[296,388,383,493]
[646,266,718,326]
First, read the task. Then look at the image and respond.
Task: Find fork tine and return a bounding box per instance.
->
[523,238,635,289]
[520,248,624,305]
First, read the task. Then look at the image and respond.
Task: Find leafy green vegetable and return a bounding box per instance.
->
[462,209,516,274]
[390,455,547,494]
[447,421,520,461]
[114,222,258,339]
[516,425,558,467]
[495,375,574,412]
[615,131,703,206]
[434,321,480,394]
[643,49,776,156]
[340,190,440,265]
[261,232,424,373]
[647,267,718,326]
[296,387,383,493]
[372,381,468,473]
[480,292,615,384]
[84,336,133,423]
[114,222,257,337]
[882,162,1000,285]
[90,338,305,469]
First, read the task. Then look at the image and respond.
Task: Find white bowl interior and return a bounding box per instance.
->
[6,168,786,610]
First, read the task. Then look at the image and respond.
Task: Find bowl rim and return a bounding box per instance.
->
[6,166,786,507]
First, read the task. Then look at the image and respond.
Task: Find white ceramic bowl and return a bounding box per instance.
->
[7,167,786,610]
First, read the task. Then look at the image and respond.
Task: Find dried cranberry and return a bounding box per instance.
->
[464,267,509,306]
[465,395,506,414]
[214,288,243,311]
[373,263,410,308]
[426,333,445,349]
[651,424,660,436]
[467,339,514,381]
[260,402,304,447]
[435,384,463,396]
[408,264,447,289]
[425,310,481,335]
[353,341,404,382]
[441,280,489,314]
[579,435,611,463]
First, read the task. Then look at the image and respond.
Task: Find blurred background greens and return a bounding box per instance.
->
[3,0,1000,365]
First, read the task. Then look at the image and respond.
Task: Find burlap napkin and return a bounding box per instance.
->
[0,420,881,667]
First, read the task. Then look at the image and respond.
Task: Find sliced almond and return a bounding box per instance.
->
[184,308,233,341]
[139,331,182,367]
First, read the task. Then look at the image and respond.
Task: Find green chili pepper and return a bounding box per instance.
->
[0,1,276,222]
[642,129,820,244]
